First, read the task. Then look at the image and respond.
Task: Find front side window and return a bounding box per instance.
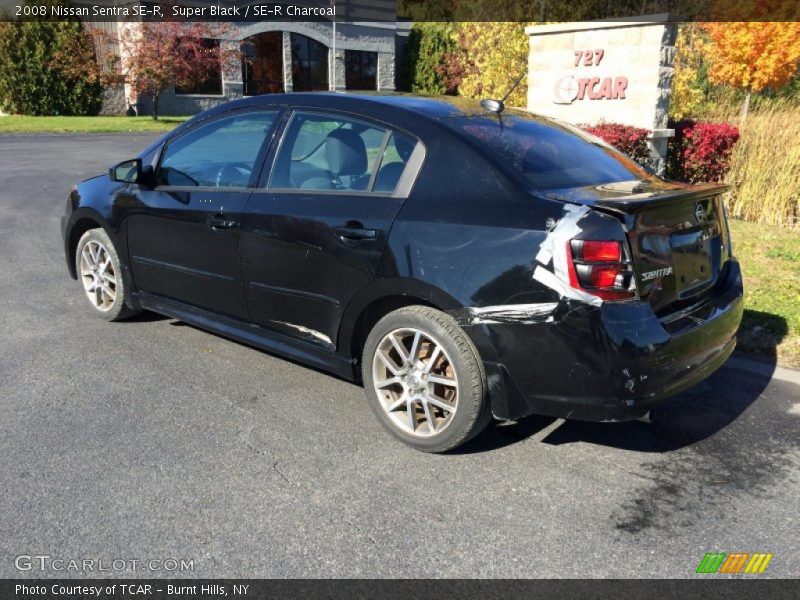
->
[270,112,415,194]
[158,111,279,188]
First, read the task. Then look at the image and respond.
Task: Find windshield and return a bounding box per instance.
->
[445,111,655,191]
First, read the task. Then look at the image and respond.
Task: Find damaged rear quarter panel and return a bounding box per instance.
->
[371,138,640,418]
[377,136,583,321]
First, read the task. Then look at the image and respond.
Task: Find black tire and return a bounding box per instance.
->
[362,305,492,452]
[75,228,140,322]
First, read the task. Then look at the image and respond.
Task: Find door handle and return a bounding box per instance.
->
[207,216,237,229]
[333,225,377,241]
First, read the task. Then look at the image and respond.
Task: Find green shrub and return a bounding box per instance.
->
[402,23,460,95]
[0,12,102,116]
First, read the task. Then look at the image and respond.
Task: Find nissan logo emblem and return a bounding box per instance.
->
[695,203,706,223]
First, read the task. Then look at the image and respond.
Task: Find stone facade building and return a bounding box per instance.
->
[92,2,400,116]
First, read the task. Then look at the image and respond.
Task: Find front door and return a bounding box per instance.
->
[126,109,281,319]
[240,110,421,348]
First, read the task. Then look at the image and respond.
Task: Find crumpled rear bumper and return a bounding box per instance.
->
[464,260,744,422]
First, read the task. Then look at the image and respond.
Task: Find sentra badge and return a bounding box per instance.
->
[641,267,673,281]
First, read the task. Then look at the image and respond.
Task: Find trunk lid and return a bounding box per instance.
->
[544,182,732,315]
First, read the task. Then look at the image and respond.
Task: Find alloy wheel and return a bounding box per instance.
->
[371,327,459,437]
[79,240,117,311]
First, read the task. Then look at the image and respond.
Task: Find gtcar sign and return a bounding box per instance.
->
[551,74,629,104]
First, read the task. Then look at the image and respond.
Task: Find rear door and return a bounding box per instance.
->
[126,109,281,319]
[239,110,423,348]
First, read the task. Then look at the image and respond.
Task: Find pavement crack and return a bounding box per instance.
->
[272,459,291,484]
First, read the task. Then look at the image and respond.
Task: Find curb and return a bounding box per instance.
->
[724,354,800,386]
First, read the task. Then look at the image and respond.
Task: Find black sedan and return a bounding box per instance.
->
[62,93,743,452]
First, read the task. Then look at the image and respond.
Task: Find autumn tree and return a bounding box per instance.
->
[702,21,800,120]
[669,24,710,120]
[114,23,241,120]
[57,22,238,120]
[457,23,529,108]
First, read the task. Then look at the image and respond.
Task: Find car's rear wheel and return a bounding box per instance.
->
[362,305,491,452]
[75,228,139,321]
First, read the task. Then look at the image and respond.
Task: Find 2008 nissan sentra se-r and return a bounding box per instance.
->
[61,93,743,452]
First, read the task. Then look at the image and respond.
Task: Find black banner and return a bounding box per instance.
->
[3,579,799,600]
[0,0,799,23]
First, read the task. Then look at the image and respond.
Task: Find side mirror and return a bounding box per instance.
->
[109,159,141,183]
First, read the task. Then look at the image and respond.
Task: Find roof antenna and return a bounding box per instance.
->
[480,70,527,114]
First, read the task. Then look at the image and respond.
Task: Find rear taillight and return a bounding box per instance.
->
[567,239,636,301]
[581,240,621,262]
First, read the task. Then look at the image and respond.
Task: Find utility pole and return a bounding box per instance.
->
[331,0,336,91]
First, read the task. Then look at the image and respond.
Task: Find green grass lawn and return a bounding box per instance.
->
[730,219,800,368]
[0,115,189,133]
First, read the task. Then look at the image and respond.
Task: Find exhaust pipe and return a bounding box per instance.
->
[636,410,654,424]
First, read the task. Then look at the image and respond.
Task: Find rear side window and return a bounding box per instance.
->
[269,112,416,194]
[447,112,654,190]
[158,110,278,188]
[373,132,417,193]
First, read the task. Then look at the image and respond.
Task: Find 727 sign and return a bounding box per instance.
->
[574,49,605,67]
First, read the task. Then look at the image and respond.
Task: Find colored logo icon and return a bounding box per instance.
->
[553,75,579,104]
[696,552,773,574]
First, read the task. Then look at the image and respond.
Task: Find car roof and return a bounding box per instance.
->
[204,92,490,122]
[313,93,489,119]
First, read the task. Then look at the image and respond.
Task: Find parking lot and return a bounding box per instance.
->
[1,133,798,578]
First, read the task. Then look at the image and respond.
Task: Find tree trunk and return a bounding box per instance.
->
[151,93,159,121]
[740,87,751,123]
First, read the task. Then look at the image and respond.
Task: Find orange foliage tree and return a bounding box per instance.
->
[702,21,800,120]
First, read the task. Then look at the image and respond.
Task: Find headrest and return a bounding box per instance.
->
[325,129,367,176]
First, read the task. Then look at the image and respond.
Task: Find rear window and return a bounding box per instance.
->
[446,112,654,190]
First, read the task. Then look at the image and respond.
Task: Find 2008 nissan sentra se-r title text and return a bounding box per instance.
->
[60,93,743,452]
[40,3,335,18]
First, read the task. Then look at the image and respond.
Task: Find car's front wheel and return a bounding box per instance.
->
[362,305,491,452]
[75,228,139,321]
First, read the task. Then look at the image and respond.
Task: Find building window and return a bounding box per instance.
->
[345,50,377,90]
[242,32,284,96]
[291,33,328,92]
[174,39,222,96]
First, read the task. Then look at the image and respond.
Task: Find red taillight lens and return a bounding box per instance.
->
[590,265,621,288]
[566,239,636,302]
[582,240,621,262]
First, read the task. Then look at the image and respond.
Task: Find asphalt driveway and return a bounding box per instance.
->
[0,133,798,578]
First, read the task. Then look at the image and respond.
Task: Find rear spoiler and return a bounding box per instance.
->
[591,183,730,214]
